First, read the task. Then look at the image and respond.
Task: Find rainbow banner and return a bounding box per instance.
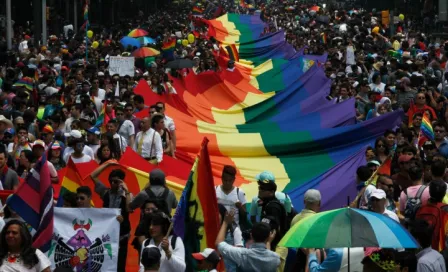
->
[173,138,220,271]
[161,39,176,61]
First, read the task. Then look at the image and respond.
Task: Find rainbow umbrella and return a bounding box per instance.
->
[309,5,320,12]
[132,47,160,58]
[279,208,419,248]
[137,36,156,45]
[13,77,34,91]
[128,29,149,38]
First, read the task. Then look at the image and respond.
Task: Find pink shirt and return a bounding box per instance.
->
[399,185,430,213]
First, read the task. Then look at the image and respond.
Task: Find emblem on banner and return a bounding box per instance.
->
[49,218,113,272]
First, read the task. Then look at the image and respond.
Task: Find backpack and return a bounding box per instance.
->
[404,185,427,221]
[145,187,170,215]
[143,235,177,250]
[262,199,287,236]
[416,202,448,251]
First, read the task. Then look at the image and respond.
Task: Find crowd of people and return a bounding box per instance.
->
[0,0,447,271]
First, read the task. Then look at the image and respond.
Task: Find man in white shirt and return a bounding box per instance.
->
[106,119,128,153]
[155,102,176,152]
[63,130,95,163]
[215,165,247,226]
[65,135,92,164]
[18,35,30,53]
[370,189,399,222]
[116,107,135,148]
[133,117,163,163]
[64,104,82,133]
[192,248,220,272]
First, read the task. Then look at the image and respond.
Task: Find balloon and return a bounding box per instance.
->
[87,30,93,39]
[92,41,99,49]
[177,39,182,44]
[188,33,195,44]
[372,27,380,34]
[399,14,405,21]
[182,39,189,47]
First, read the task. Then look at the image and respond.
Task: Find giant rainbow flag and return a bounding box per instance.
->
[133,13,402,212]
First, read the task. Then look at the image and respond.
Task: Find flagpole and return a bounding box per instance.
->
[85,1,88,62]
[349,155,391,208]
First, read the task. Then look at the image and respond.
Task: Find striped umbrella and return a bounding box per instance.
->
[128,29,149,38]
[279,208,419,248]
[137,36,156,45]
[132,47,160,58]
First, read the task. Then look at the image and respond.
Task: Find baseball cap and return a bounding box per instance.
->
[141,245,162,268]
[64,130,82,139]
[42,124,54,134]
[80,113,95,124]
[51,141,62,150]
[256,171,275,183]
[398,154,413,163]
[422,141,436,149]
[86,127,100,136]
[192,248,220,264]
[370,189,387,200]
[4,128,15,136]
[32,140,46,149]
[304,189,321,203]
[367,160,381,167]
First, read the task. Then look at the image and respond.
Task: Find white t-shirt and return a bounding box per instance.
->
[0,249,51,272]
[215,186,247,225]
[113,133,127,152]
[139,236,186,272]
[164,115,175,132]
[88,144,100,158]
[0,217,4,233]
[97,88,106,101]
[63,145,95,163]
[118,120,135,140]
[67,154,92,164]
[383,209,399,222]
[64,117,78,133]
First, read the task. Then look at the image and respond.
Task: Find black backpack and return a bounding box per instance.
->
[145,187,170,215]
[404,185,427,222]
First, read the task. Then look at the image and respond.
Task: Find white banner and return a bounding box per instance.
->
[48,208,120,272]
[109,56,135,77]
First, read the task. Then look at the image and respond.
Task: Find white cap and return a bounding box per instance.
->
[64,130,83,139]
[98,72,105,76]
[304,189,321,203]
[370,189,387,200]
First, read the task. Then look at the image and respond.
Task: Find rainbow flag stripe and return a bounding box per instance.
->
[133,14,402,213]
[192,6,204,14]
[421,114,434,140]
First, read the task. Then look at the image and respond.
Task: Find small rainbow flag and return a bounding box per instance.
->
[225,44,239,62]
[162,39,176,61]
[321,32,327,44]
[192,6,204,15]
[83,3,88,21]
[162,39,176,52]
[418,114,435,147]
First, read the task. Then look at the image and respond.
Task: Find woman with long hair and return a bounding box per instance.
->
[47,141,66,170]
[151,114,173,156]
[0,219,51,271]
[96,144,118,164]
[139,212,186,272]
[374,137,390,164]
[16,150,35,178]
[100,133,121,160]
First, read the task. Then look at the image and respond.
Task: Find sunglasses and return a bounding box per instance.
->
[377,144,385,148]
[435,130,445,133]
[370,198,383,202]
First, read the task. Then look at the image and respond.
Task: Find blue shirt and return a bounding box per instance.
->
[308,248,343,272]
[217,242,280,272]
